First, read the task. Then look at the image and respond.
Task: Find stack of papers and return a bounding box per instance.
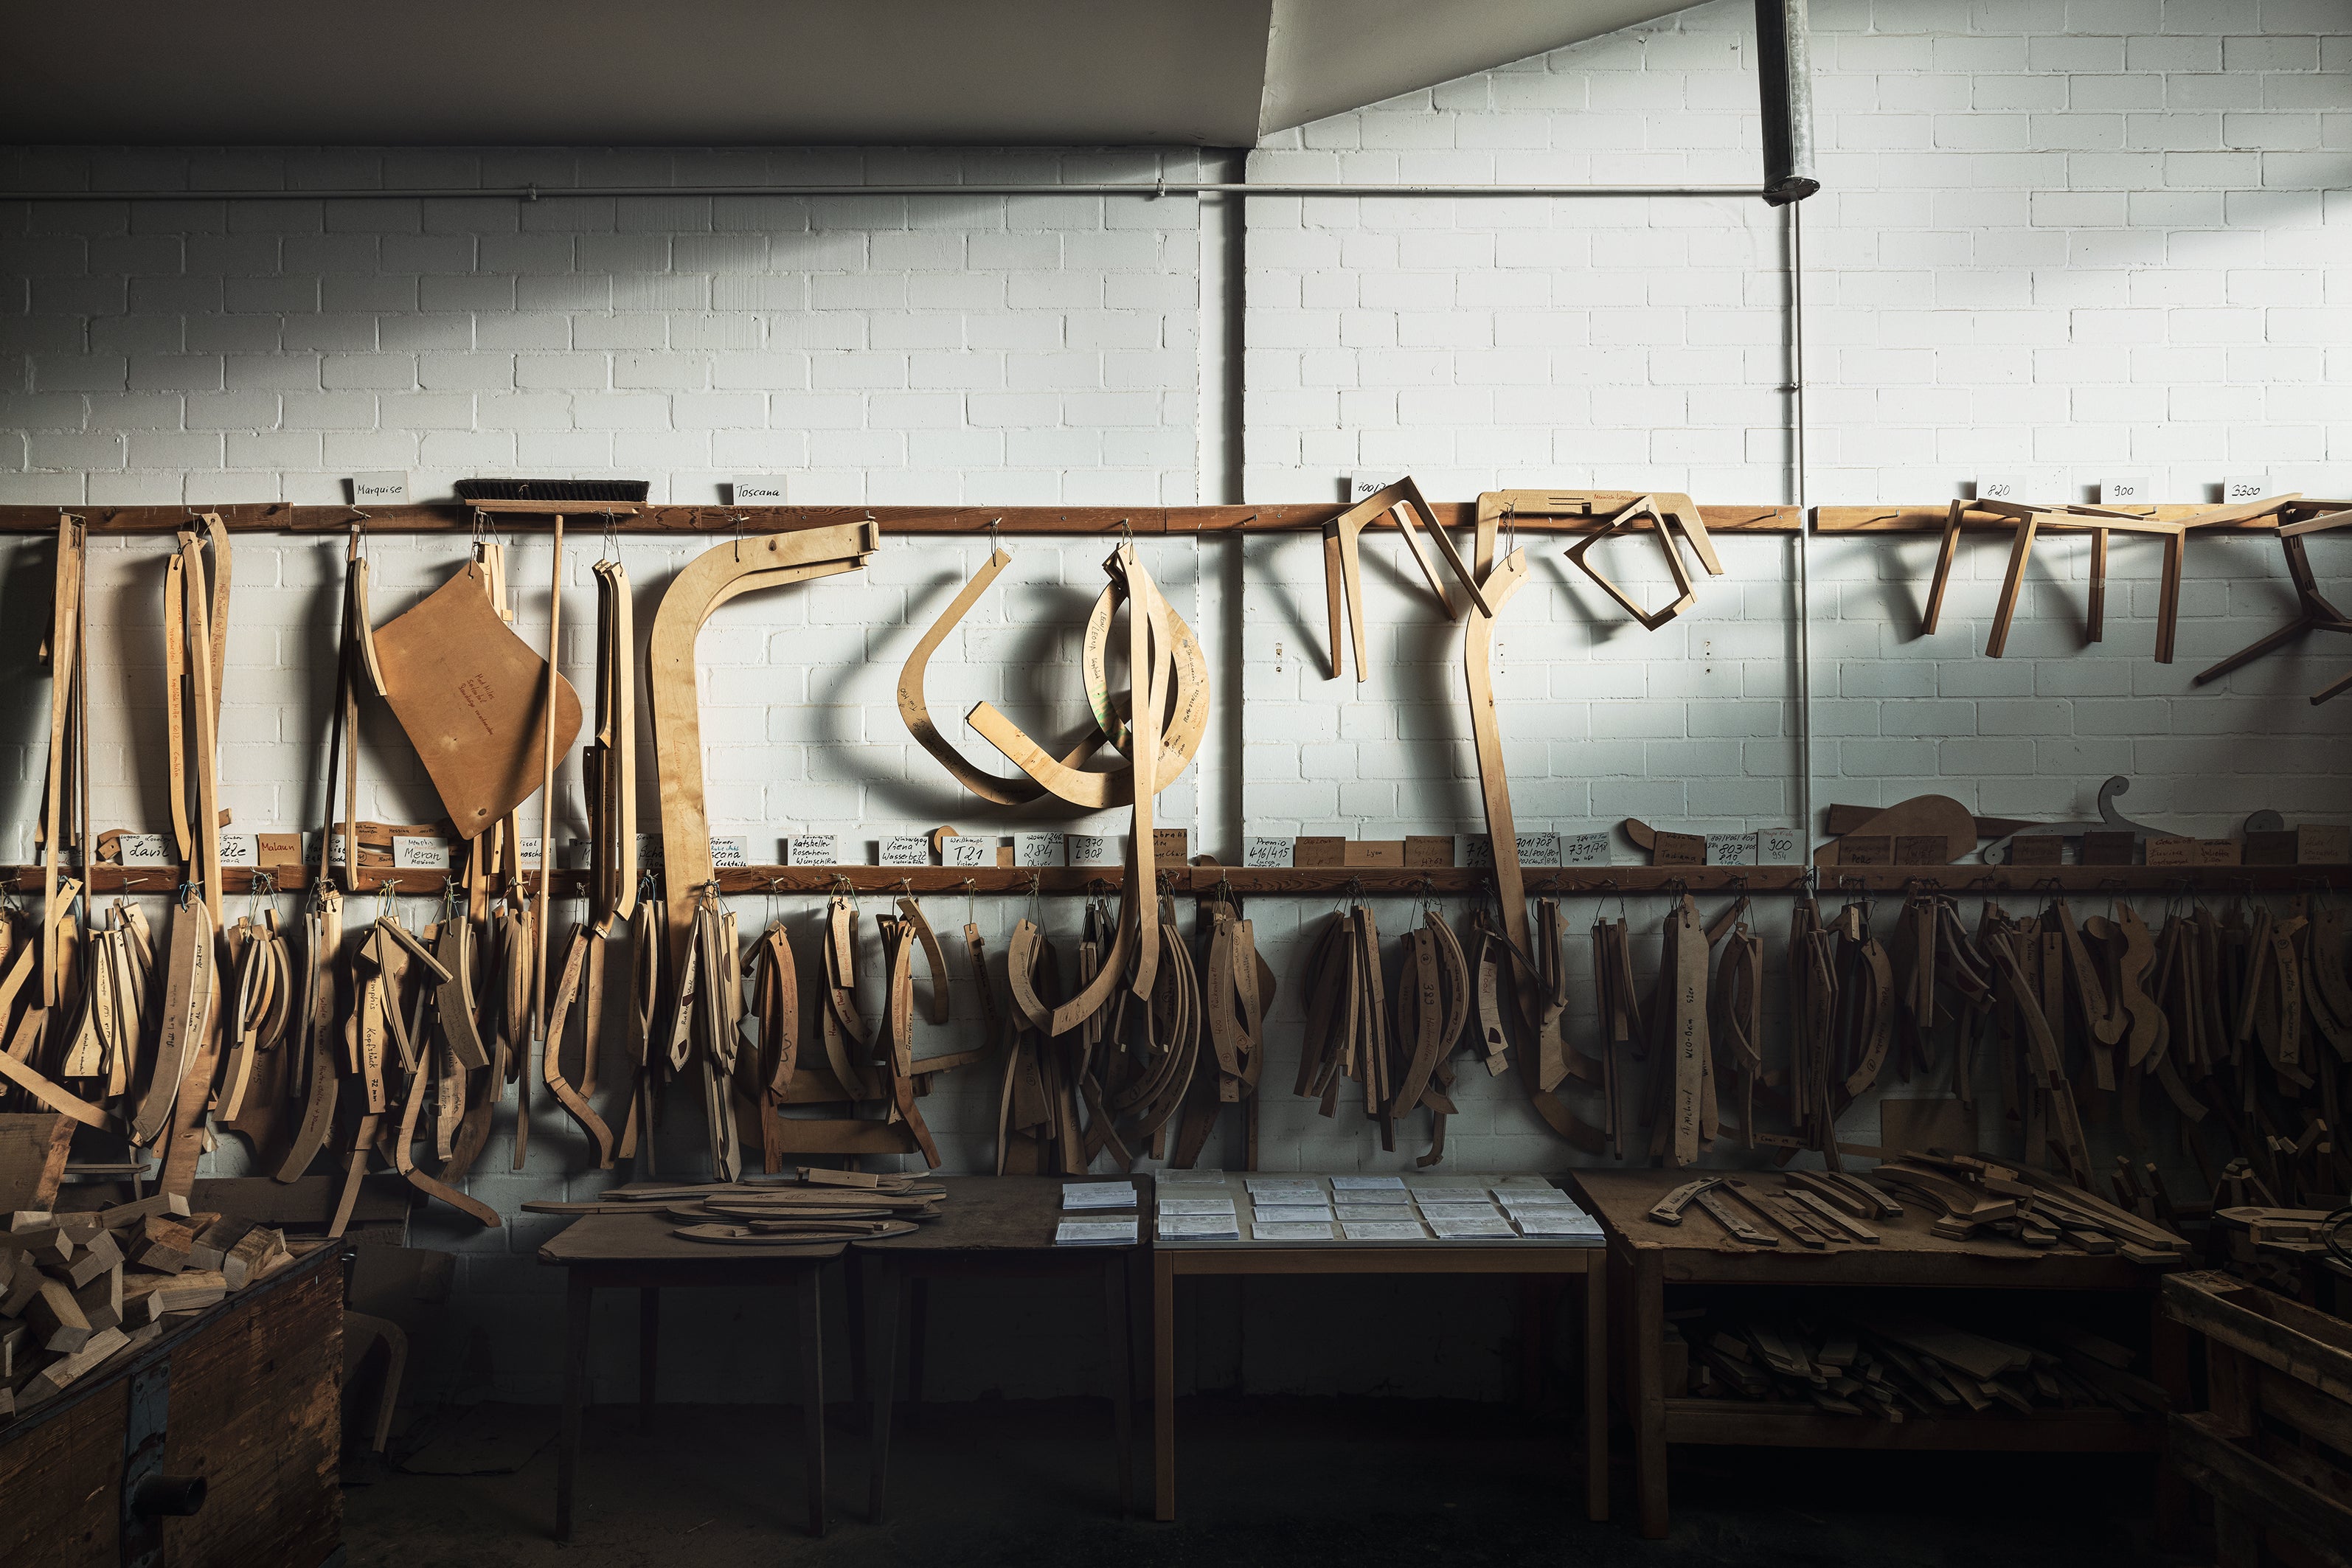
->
[1157,1193,1241,1241]
[1492,1185,1603,1238]
[1055,1217,1139,1246]
[1063,1183,1137,1210]
[1339,1217,1428,1241]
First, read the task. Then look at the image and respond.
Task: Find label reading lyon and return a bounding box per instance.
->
[1706,833,1758,867]
[879,835,930,867]
[120,833,173,868]
[1243,837,1293,869]
[392,835,451,870]
[944,836,991,868]
[1515,833,1561,868]
[1561,832,1610,867]
[1016,832,1066,868]
[1066,834,1117,867]
[782,835,832,867]
[218,832,257,868]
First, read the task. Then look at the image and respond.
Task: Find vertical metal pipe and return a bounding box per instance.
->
[1755,0,1820,206]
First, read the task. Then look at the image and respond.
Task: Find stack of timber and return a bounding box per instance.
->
[1870,1150,2193,1262]
[1678,1307,2168,1423]
[0,1194,294,1420]
[523,1167,947,1245]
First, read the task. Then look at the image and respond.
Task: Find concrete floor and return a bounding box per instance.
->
[341,1395,2175,1568]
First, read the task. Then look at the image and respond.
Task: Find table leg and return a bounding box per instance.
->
[1517,1274,1544,1413]
[557,1271,591,1541]
[1153,1248,1176,1522]
[2151,1297,2193,1547]
[1631,1247,1668,1540]
[636,1287,659,1434]
[845,1250,868,1424]
[906,1274,929,1430]
[864,1255,903,1525]
[797,1265,828,1538]
[1583,1259,1609,1523]
[1103,1252,1134,1517]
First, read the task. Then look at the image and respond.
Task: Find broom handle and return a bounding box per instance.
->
[533,514,564,1054]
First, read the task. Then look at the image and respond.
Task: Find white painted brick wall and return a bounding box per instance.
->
[1,0,2349,1402]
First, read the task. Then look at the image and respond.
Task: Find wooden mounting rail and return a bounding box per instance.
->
[1,500,2329,536]
[1814,499,2344,534]
[0,502,1800,536]
[18,864,2350,898]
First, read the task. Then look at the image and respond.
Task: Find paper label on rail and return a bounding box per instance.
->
[2099,475,2152,504]
[1515,833,1561,867]
[119,833,173,869]
[1065,833,1118,868]
[348,472,409,504]
[1973,476,2021,503]
[392,836,451,870]
[1561,832,1609,867]
[217,832,257,868]
[2223,475,2270,504]
[1706,833,1758,867]
[783,835,833,867]
[1455,834,1494,868]
[1243,838,1293,869]
[879,835,930,868]
[732,476,790,504]
[1015,832,1066,869]
[943,836,992,868]
[516,836,542,870]
[1756,828,1801,865]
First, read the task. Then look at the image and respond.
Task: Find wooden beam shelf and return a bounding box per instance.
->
[19,863,2348,898]
[1,499,2328,537]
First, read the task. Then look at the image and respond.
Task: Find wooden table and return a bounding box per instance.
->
[849,1175,1139,1524]
[537,1210,844,1539]
[1569,1168,2182,1540]
[1148,1175,1608,1524]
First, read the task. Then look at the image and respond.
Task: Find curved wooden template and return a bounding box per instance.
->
[650,522,878,960]
[539,926,616,1167]
[897,898,952,1027]
[276,891,342,1183]
[594,559,640,926]
[895,547,1069,805]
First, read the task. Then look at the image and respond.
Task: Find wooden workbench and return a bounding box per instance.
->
[1568,1168,2181,1539]
[0,1241,342,1568]
[849,1176,1141,1523]
[537,1210,845,1540]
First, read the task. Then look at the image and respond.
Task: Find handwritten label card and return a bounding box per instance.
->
[1243,838,1293,869]
[945,836,992,868]
[1706,833,1757,867]
[2223,475,2269,504]
[1016,832,1066,868]
[1653,831,1704,867]
[1756,827,1801,865]
[1515,833,1561,867]
[392,836,451,870]
[119,833,173,868]
[1067,834,1118,868]
[1456,834,1494,869]
[709,836,750,868]
[218,832,257,868]
[879,835,930,867]
[783,834,833,867]
[1561,832,1609,867]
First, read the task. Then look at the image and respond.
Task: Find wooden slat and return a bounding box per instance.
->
[2170,1410,2352,1568]
[10,863,2352,898]
[2163,1271,2352,1404]
[0,502,1804,536]
[1663,1399,2162,1451]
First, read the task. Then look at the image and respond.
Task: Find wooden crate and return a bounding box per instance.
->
[2162,1269,2352,1568]
[0,1246,341,1568]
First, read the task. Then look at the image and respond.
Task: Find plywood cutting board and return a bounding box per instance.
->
[1814,794,1976,867]
[375,563,583,839]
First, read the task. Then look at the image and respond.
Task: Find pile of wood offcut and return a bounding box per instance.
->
[524,1167,947,1245]
[1870,1150,2193,1261]
[1,1196,294,1420]
[1676,1309,2169,1422]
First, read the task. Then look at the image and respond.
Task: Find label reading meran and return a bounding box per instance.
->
[392,836,451,870]
[879,835,931,867]
[783,835,834,867]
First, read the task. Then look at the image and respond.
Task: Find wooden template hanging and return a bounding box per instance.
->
[1319,476,1487,681]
